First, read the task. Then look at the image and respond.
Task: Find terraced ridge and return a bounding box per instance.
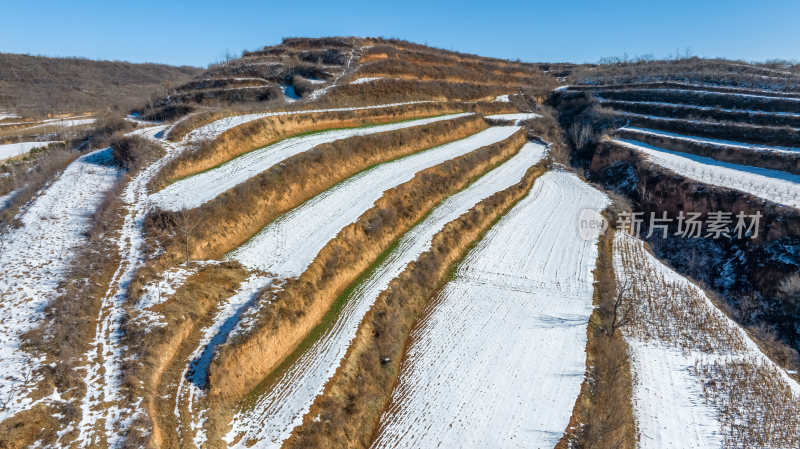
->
[225,142,548,448]
[207,126,528,406]
[150,113,489,260]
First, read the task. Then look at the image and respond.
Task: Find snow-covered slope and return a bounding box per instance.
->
[152,113,471,211]
[614,233,800,448]
[0,141,59,161]
[228,126,521,277]
[613,138,800,208]
[0,148,119,422]
[225,142,548,449]
[372,171,609,448]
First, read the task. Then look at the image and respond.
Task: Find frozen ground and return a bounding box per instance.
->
[225,142,548,448]
[0,141,59,161]
[228,126,521,277]
[0,148,119,422]
[372,171,608,448]
[152,113,471,211]
[613,138,800,208]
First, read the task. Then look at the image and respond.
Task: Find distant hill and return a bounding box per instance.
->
[0,53,201,115]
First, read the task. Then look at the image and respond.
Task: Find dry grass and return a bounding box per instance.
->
[0,53,199,115]
[282,156,548,449]
[558,225,636,449]
[207,130,527,405]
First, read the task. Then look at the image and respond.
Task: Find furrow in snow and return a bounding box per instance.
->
[152,113,471,211]
[0,148,119,423]
[372,171,609,449]
[227,126,522,278]
[613,138,800,208]
[225,142,548,448]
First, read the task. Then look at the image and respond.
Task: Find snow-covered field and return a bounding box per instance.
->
[0,148,119,422]
[603,99,800,119]
[0,140,59,161]
[183,101,435,143]
[619,126,800,154]
[613,138,800,208]
[18,117,95,131]
[225,142,548,448]
[228,126,521,277]
[614,232,800,448]
[485,112,541,124]
[152,113,471,211]
[372,171,608,448]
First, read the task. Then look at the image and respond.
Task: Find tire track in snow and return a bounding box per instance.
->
[372,171,609,449]
[224,143,548,448]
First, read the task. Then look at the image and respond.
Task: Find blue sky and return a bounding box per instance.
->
[1,0,799,67]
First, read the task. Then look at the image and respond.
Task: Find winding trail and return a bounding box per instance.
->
[73,125,181,448]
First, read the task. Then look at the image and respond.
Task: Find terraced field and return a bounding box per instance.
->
[1,37,799,449]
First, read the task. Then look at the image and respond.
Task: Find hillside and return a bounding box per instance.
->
[0,37,798,449]
[0,53,200,115]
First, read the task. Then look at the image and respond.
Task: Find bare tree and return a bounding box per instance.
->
[610,277,632,335]
[170,210,202,267]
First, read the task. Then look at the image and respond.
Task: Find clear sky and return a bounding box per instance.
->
[2,0,799,67]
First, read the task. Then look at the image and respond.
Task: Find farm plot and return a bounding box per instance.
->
[228,126,522,277]
[225,142,548,449]
[372,171,608,449]
[612,138,800,208]
[152,113,471,211]
[0,148,119,422]
[614,232,800,448]
[184,101,435,143]
[0,141,59,161]
[618,127,800,154]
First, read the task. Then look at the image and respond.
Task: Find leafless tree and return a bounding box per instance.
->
[610,277,632,335]
[170,210,202,267]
